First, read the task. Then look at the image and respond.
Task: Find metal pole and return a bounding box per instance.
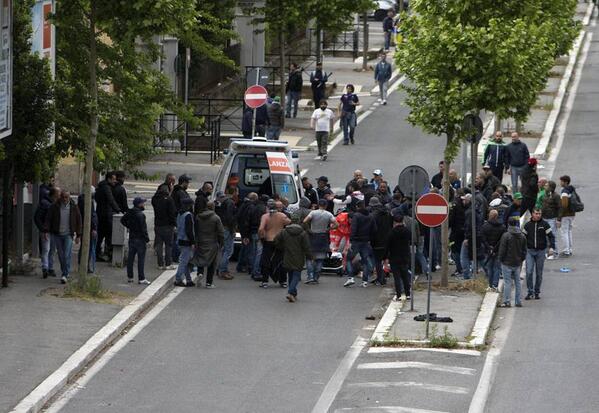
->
[410,170,415,311]
[184,48,190,156]
[31,183,40,258]
[251,67,260,139]
[2,161,10,288]
[461,141,468,186]
[425,226,434,339]
[16,182,24,264]
[471,141,478,277]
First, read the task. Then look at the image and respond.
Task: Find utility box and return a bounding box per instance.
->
[111,213,127,267]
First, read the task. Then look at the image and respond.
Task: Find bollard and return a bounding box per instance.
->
[111,213,127,267]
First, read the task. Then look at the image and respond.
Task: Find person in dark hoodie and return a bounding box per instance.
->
[498,218,527,307]
[274,215,312,303]
[369,197,393,285]
[302,177,319,207]
[171,174,192,262]
[505,132,530,192]
[266,95,284,140]
[344,200,377,288]
[557,175,577,256]
[121,197,151,285]
[482,166,501,202]
[174,198,196,287]
[194,182,213,215]
[112,171,129,213]
[376,181,393,206]
[95,172,121,261]
[461,193,484,280]
[152,187,177,270]
[35,186,59,278]
[193,201,224,289]
[215,190,237,280]
[520,158,539,216]
[481,210,506,290]
[285,62,303,118]
[541,180,561,259]
[448,189,467,276]
[386,214,412,301]
[522,208,555,300]
[316,176,335,213]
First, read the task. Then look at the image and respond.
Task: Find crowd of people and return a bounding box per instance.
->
[32,131,581,306]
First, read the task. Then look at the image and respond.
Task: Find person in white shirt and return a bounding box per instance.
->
[310,99,335,161]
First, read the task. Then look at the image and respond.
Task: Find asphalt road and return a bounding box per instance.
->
[485,17,599,413]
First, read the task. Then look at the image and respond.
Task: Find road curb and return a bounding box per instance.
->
[370,290,499,349]
[10,270,177,413]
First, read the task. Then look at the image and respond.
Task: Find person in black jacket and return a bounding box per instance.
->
[171,174,192,263]
[481,210,506,290]
[174,198,196,287]
[461,193,484,280]
[77,189,99,274]
[239,193,266,280]
[112,171,129,213]
[522,208,555,300]
[121,197,150,285]
[194,182,212,215]
[369,197,393,285]
[95,172,121,261]
[235,194,253,273]
[285,62,303,118]
[498,219,527,307]
[152,187,177,270]
[301,177,319,207]
[505,132,530,192]
[382,10,395,51]
[483,131,507,182]
[344,200,377,287]
[520,158,539,216]
[386,214,412,300]
[35,186,59,278]
[431,160,444,189]
[448,191,467,276]
[215,190,237,280]
[310,62,330,107]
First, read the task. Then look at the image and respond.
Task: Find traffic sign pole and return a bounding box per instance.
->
[426,227,434,339]
[251,68,260,139]
[410,171,416,311]
[471,140,478,277]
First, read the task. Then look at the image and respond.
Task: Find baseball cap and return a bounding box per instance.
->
[133,197,146,206]
[273,96,281,103]
[373,169,382,176]
[513,192,523,200]
[179,174,192,183]
[317,176,328,183]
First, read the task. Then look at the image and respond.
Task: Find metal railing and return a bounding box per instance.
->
[323,27,360,59]
[189,98,245,135]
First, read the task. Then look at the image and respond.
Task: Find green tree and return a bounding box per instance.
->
[53,0,227,282]
[395,0,577,285]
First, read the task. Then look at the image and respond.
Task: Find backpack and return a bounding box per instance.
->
[569,189,584,213]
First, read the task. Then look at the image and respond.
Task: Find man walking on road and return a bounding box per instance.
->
[274,215,312,303]
[310,62,329,108]
[484,131,507,182]
[382,10,395,51]
[310,99,335,161]
[215,190,236,280]
[304,199,338,284]
[386,214,412,301]
[152,187,177,270]
[121,197,151,285]
[285,62,303,118]
[259,200,291,288]
[498,218,527,307]
[339,84,359,145]
[174,198,195,287]
[171,174,192,262]
[344,200,376,287]
[374,52,393,105]
[558,175,578,257]
[505,132,530,192]
[369,197,393,285]
[194,201,224,289]
[44,190,82,284]
[522,208,555,300]
[35,186,59,278]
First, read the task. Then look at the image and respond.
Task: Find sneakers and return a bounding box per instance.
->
[382,99,387,105]
[60,276,68,284]
[42,269,48,279]
[127,278,134,283]
[305,278,316,284]
[286,294,296,303]
[186,281,196,287]
[138,279,151,285]
[343,277,355,287]
[174,280,186,287]
[166,264,177,270]
[205,283,215,289]
[321,154,327,161]
[534,293,540,300]
[498,302,511,308]
[361,281,368,288]
[218,272,234,280]
[259,282,269,289]
[342,141,349,145]
[525,293,534,300]
[350,138,355,144]
[515,303,523,307]
[280,282,288,288]
[158,266,166,270]
[392,295,400,302]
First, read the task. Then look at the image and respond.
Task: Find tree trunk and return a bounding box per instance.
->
[441,132,453,287]
[78,0,98,285]
[362,12,369,71]
[1,159,13,288]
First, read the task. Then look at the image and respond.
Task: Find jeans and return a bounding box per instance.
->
[526,249,546,295]
[484,255,501,288]
[237,242,250,272]
[287,269,302,296]
[346,241,374,282]
[378,81,389,101]
[286,91,301,118]
[545,218,558,252]
[249,233,263,278]
[77,232,97,273]
[41,235,55,271]
[502,264,522,305]
[510,165,525,192]
[306,259,324,281]
[266,126,281,140]
[127,238,147,280]
[172,231,180,263]
[219,229,235,273]
[560,216,574,254]
[175,245,193,283]
[315,131,329,156]
[341,112,357,143]
[52,234,74,277]
[154,225,174,267]
[390,262,410,297]
[384,31,391,50]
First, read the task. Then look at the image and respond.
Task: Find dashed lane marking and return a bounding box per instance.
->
[357,361,476,376]
[347,381,470,394]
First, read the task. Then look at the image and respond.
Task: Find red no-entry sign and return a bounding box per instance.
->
[244,85,268,109]
[416,193,449,227]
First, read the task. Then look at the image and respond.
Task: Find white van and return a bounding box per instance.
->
[213,138,302,210]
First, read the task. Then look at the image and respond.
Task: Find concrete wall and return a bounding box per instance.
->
[233,2,265,69]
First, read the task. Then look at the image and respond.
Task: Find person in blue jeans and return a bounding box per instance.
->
[285,63,303,118]
[481,210,506,290]
[121,197,151,285]
[505,132,530,192]
[274,215,311,302]
[522,208,555,300]
[174,198,196,287]
[44,190,82,284]
[344,200,376,287]
[339,84,360,145]
[497,218,527,307]
[304,199,338,284]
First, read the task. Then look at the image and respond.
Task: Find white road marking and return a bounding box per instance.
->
[357,361,476,375]
[45,277,196,412]
[334,407,450,413]
[367,347,481,357]
[347,381,470,394]
[310,336,368,413]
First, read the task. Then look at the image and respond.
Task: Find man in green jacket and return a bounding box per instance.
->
[274,216,312,303]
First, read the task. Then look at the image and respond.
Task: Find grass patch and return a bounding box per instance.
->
[42,275,131,305]
[429,326,459,349]
[413,275,488,295]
